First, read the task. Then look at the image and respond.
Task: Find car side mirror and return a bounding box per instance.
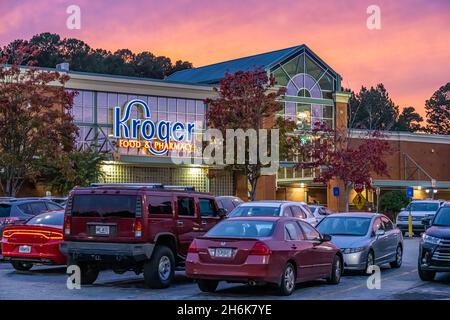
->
[375,229,385,237]
[321,234,332,242]
[217,208,227,219]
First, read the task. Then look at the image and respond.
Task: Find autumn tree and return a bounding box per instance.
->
[0,43,78,196]
[205,69,294,200]
[425,82,450,134]
[296,123,391,211]
[41,149,106,194]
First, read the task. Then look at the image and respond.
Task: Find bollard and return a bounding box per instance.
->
[408,210,413,239]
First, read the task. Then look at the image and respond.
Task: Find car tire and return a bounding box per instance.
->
[143,245,175,289]
[365,250,375,275]
[278,262,296,296]
[418,265,435,281]
[197,279,219,293]
[326,255,342,284]
[390,245,403,268]
[11,261,33,271]
[78,262,100,285]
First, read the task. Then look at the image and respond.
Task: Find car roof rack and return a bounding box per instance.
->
[89,183,196,191]
[90,183,164,189]
[163,185,196,191]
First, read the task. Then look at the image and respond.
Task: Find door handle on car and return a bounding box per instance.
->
[177,221,184,226]
[291,245,297,250]
[201,221,207,226]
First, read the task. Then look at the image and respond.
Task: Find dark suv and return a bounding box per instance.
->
[418,202,450,281]
[0,198,64,237]
[60,183,226,288]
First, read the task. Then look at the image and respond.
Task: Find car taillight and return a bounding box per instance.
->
[135,219,142,238]
[64,216,71,235]
[188,240,198,253]
[249,241,272,256]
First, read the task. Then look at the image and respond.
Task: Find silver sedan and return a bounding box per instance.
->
[316,213,403,273]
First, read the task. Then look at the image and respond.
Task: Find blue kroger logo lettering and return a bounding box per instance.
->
[113,99,195,155]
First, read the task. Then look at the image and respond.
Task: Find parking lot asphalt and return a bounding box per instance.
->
[0,237,448,300]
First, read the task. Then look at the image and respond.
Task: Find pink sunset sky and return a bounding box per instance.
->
[1,0,449,116]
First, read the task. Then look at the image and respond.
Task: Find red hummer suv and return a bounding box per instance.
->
[60,183,226,288]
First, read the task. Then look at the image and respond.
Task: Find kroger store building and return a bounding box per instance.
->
[58,44,450,210]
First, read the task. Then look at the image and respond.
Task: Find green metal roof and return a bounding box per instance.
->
[166,44,340,85]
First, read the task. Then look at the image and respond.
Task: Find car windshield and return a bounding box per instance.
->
[406,203,439,212]
[433,207,450,227]
[228,205,280,217]
[26,211,64,226]
[71,195,137,218]
[207,220,276,238]
[317,217,372,236]
[0,204,12,218]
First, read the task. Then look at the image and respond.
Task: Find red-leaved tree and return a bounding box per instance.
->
[0,41,78,196]
[297,123,391,211]
[206,69,295,200]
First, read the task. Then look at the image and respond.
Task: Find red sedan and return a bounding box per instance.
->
[186,216,343,295]
[1,210,66,271]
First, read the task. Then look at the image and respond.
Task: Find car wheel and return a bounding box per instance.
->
[143,245,175,289]
[326,255,342,284]
[78,262,100,285]
[197,279,219,293]
[418,264,435,281]
[11,261,33,271]
[390,245,403,268]
[365,250,375,275]
[278,262,296,296]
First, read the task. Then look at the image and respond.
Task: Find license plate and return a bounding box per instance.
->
[19,245,31,253]
[95,225,110,235]
[211,248,233,258]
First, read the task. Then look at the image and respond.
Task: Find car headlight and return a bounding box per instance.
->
[422,234,441,245]
[342,247,367,254]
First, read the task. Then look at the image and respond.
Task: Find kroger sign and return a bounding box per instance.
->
[113,99,196,156]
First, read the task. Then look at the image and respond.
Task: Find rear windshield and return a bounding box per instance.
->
[407,203,439,212]
[71,195,137,218]
[0,204,11,218]
[27,211,64,226]
[207,220,276,238]
[228,206,280,217]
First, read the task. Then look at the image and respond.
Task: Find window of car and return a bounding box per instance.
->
[18,203,33,215]
[316,217,371,236]
[30,202,48,215]
[47,202,63,211]
[148,196,173,215]
[207,220,275,238]
[433,207,450,227]
[291,206,306,219]
[298,221,321,240]
[199,198,218,217]
[71,195,137,218]
[177,197,195,217]
[228,205,280,217]
[372,217,384,233]
[285,222,303,240]
[0,204,11,217]
[381,217,393,231]
[26,211,64,226]
[282,206,294,217]
[406,202,439,212]
[217,198,234,213]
